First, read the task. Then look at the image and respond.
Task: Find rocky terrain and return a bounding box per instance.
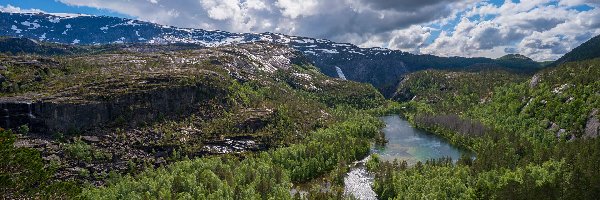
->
[0,41,384,186]
[1,11,546,96]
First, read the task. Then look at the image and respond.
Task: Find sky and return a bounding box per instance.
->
[1,0,599,61]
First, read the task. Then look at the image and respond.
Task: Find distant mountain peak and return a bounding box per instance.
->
[0,12,546,97]
[498,54,533,61]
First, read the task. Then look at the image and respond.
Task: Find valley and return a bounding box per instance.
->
[1,9,600,200]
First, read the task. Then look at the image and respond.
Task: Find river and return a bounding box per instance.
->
[344,115,469,200]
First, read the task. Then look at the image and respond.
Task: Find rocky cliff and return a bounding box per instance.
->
[0,42,310,135]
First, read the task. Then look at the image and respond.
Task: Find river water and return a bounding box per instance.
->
[344,115,469,200]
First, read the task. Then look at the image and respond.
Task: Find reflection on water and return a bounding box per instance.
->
[372,115,467,165]
[344,115,469,200]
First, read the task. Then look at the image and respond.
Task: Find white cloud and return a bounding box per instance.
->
[422,0,600,60]
[3,0,599,60]
[343,25,433,54]
[0,4,43,13]
[201,0,242,21]
[559,0,600,7]
[55,0,474,51]
[275,0,319,19]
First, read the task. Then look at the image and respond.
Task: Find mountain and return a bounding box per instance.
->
[373,30,600,199]
[1,12,545,96]
[0,36,89,55]
[0,40,385,198]
[552,34,600,66]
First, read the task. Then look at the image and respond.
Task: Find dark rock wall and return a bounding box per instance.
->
[1,83,226,134]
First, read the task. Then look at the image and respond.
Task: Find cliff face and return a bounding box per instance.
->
[1,83,227,134]
[0,42,309,135]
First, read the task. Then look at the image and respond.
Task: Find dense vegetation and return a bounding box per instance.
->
[2,29,598,200]
[0,41,388,199]
[374,55,600,199]
[0,129,81,198]
[80,109,384,199]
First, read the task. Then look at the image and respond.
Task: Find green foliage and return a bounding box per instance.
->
[64,138,93,162]
[81,155,292,200]
[371,158,572,200]
[393,69,526,113]
[372,158,475,200]
[0,129,81,198]
[80,108,384,199]
[271,112,382,182]
[365,154,380,172]
[382,57,600,199]
[17,124,29,135]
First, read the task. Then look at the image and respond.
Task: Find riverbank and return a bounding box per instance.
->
[343,115,470,199]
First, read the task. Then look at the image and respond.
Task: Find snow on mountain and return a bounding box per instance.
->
[0,11,393,55]
[1,11,533,97]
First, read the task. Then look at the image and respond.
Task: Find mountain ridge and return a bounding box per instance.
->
[1,11,546,96]
[552,34,600,66]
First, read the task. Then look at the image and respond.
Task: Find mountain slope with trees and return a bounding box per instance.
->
[372,33,600,199]
[553,34,600,66]
[0,41,388,199]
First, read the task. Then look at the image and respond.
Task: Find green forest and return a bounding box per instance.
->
[372,57,600,199]
[1,31,600,200]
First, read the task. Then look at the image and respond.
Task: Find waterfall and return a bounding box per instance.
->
[27,102,35,119]
[335,66,347,80]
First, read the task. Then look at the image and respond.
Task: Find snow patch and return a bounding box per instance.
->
[48,17,60,23]
[126,20,142,26]
[11,25,22,33]
[294,38,315,44]
[21,21,40,29]
[49,13,91,18]
[303,50,316,55]
[317,49,339,54]
[349,50,365,55]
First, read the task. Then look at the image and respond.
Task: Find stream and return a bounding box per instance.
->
[343,115,470,200]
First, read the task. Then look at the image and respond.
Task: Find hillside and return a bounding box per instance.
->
[553,34,600,66]
[392,69,528,113]
[1,12,546,96]
[373,36,600,199]
[0,41,386,198]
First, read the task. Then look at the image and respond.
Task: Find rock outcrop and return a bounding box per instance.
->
[584,109,600,139]
[1,83,226,134]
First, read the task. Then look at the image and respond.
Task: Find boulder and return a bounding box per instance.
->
[529,74,541,88]
[81,136,101,143]
[584,109,600,139]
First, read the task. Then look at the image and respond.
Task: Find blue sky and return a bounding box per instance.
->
[1,0,599,60]
[0,0,128,17]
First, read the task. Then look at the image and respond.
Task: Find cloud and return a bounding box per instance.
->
[423,0,600,60]
[0,4,43,13]
[55,0,474,51]
[275,0,319,18]
[4,0,600,61]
